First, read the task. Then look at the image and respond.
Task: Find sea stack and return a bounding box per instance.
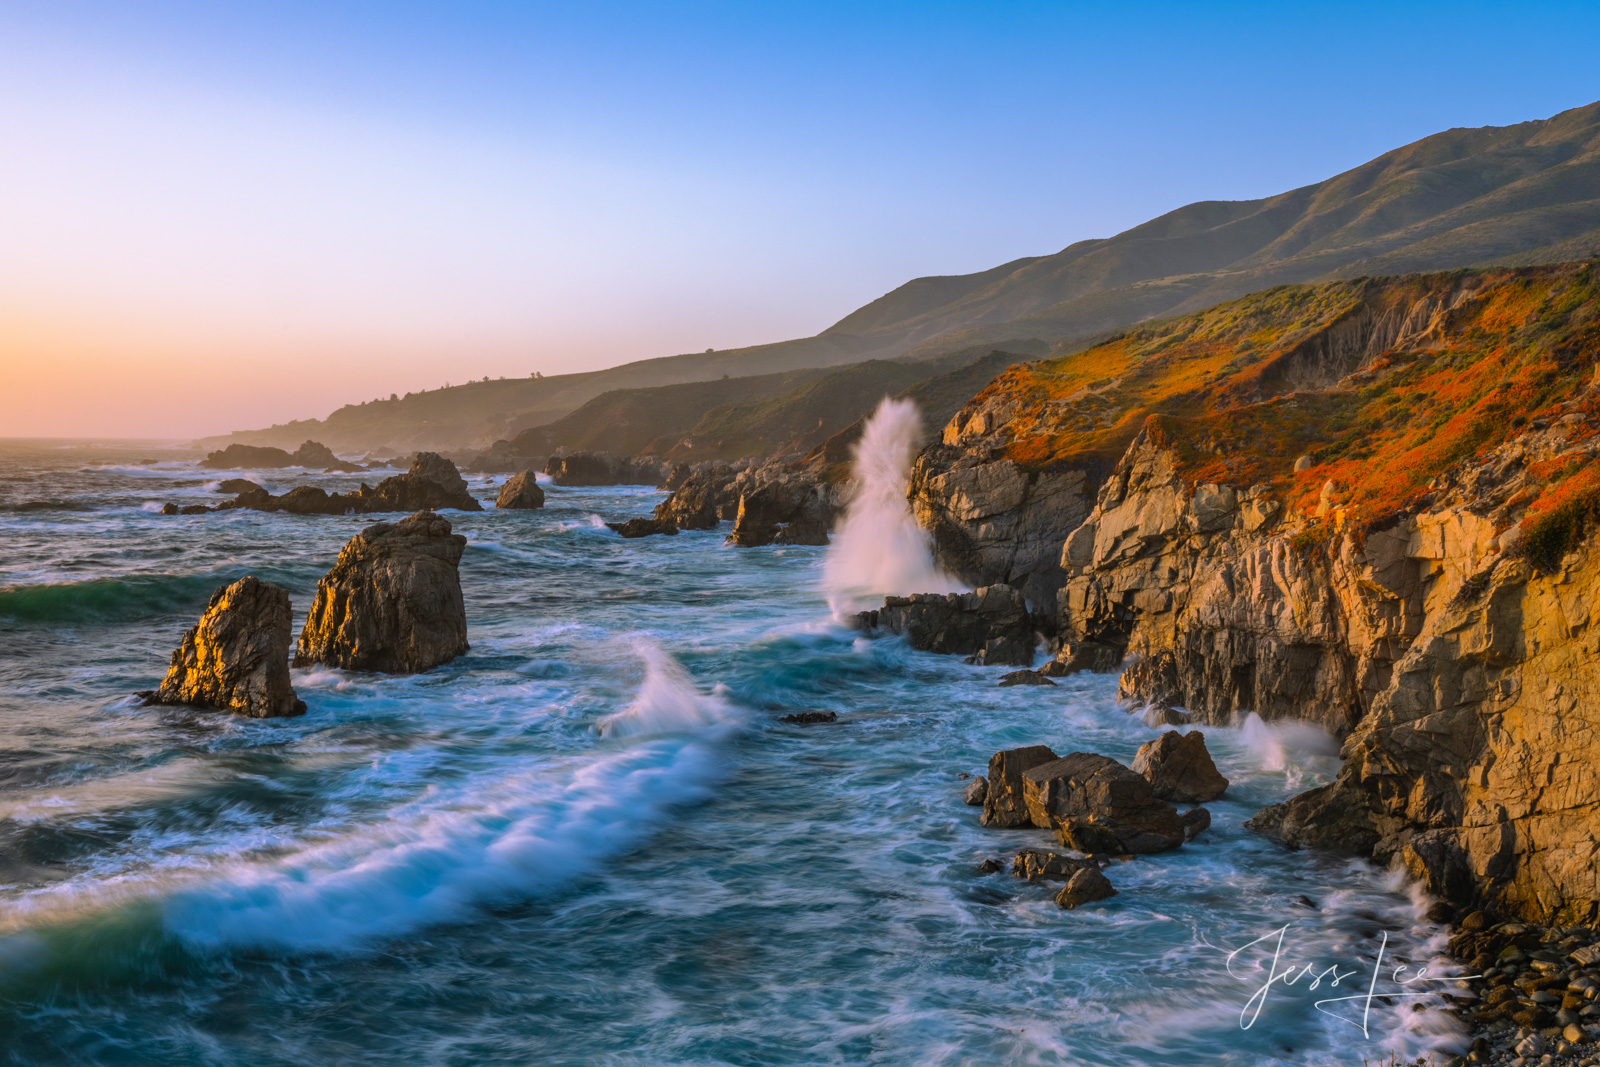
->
[495,470,546,509]
[294,510,469,673]
[147,576,305,717]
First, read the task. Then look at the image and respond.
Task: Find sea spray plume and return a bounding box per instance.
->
[822,397,963,616]
[597,637,732,738]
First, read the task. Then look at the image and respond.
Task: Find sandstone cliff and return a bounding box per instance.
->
[910,263,1600,921]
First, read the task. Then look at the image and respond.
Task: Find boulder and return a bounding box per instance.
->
[1181,807,1212,841]
[855,585,1035,666]
[979,744,1060,828]
[198,444,296,469]
[998,669,1055,687]
[1055,866,1117,909]
[1039,641,1122,677]
[963,777,988,806]
[145,576,304,717]
[495,471,546,510]
[607,517,679,538]
[1132,730,1229,803]
[1021,752,1185,853]
[1011,849,1095,881]
[294,510,469,673]
[216,478,265,495]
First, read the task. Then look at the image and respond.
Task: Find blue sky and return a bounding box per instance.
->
[2,1,1597,436]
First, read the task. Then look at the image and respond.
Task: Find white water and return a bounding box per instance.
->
[823,397,964,615]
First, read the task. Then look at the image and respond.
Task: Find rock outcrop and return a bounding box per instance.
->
[1132,730,1229,804]
[216,453,483,515]
[1055,866,1117,909]
[291,440,363,472]
[544,451,664,487]
[607,517,678,538]
[1021,752,1186,854]
[294,511,469,673]
[199,444,295,469]
[853,585,1035,666]
[495,471,546,509]
[1011,848,1094,881]
[145,576,304,717]
[651,459,842,545]
[726,477,831,546]
[980,745,1060,828]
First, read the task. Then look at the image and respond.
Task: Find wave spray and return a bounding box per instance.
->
[822,397,963,616]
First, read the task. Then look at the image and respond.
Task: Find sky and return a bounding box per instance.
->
[1,1,1597,439]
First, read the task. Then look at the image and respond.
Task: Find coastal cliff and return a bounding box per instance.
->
[911,262,1600,920]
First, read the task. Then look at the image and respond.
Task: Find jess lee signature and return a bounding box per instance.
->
[1226,925,1479,1036]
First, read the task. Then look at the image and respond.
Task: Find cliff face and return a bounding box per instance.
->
[911,262,1600,920]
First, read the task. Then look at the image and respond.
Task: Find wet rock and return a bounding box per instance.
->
[160,502,179,515]
[1021,752,1186,853]
[963,777,988,806]
[979,744,1059,828]
[1054,866,1117,909]
[607,517,679,538]
[199,443,295,469]
[779,711,836,724]
[1038,641,1121,677]
[1011,848,1094,881]
[1180,807,1212,841]
[216,478,265,495]
[544,451,663,487]
[294,510,469,673]
[177,504,212,515]
[855,585,1035,666]
[976,858,1002,874]
[146,576,304,718]
[494,470,545,510]
[998,669,1055,687]
[1132,730,1229,803]
[1140,704,1193,728]
[727,479,831,546]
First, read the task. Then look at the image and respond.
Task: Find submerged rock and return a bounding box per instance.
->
[607,517,678,538]
[494,470,545,510]
[1021,752,1185,854]
[779,711,837,724]
[854,585,1035,666]
[1132,730,1229,803]
[979,744,1060,828]
[294,510,469,673]
[146,576,304,718]
[1055,866,1117,909]
[998,669,1055,687]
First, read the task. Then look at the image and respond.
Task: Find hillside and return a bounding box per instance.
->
[204,101,1600,454]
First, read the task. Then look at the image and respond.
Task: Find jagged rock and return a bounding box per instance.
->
[1132,730,1229,803]
[1117,650,1182,709]
[654,463,739,528]
[1055,866,1117,909]
[1039,641,1122,677]
[854,585,1035,666]
[363,452,482,512]
[294,510,469,673]
[494,471,546,510]
[145,577,304,717]
[1141,704,1193,728]
[963,777,988,806]
[1021,752,1186,854]
[607,517,678,538]
[654,460,842,542]
[1011,848,1094,881]
[544,451,663,487]
[779,710,837,724]
[216,478,265,495]
[199,443,295,469]
[727,479,831,546]
[980,745,1060,828]
[998,669,1055,687]
[1181,807,1211,841]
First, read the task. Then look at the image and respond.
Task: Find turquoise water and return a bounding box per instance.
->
[0,440,1464,1065]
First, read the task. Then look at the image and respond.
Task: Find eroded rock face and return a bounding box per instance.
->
[980,745,1060,828]
[1021,752,1185,854]
[854,585,1035,666]
[544,451,664,487]
[295,510,469,673]
[1132,730,1229,804]
[148,576,304,717]
[495,471,545,510]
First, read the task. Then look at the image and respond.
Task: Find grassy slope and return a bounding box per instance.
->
[961,262,1600,535]
[204,101,1600,454]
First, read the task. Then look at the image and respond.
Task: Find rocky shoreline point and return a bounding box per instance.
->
[967,731,1227,908]
[140,576,305,717]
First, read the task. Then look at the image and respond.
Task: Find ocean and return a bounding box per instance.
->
[0,435,1464,1065]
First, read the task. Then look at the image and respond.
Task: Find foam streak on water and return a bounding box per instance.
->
[0,440,1464,1065]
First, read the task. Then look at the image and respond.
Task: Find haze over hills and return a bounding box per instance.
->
[205,101,1600,456]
